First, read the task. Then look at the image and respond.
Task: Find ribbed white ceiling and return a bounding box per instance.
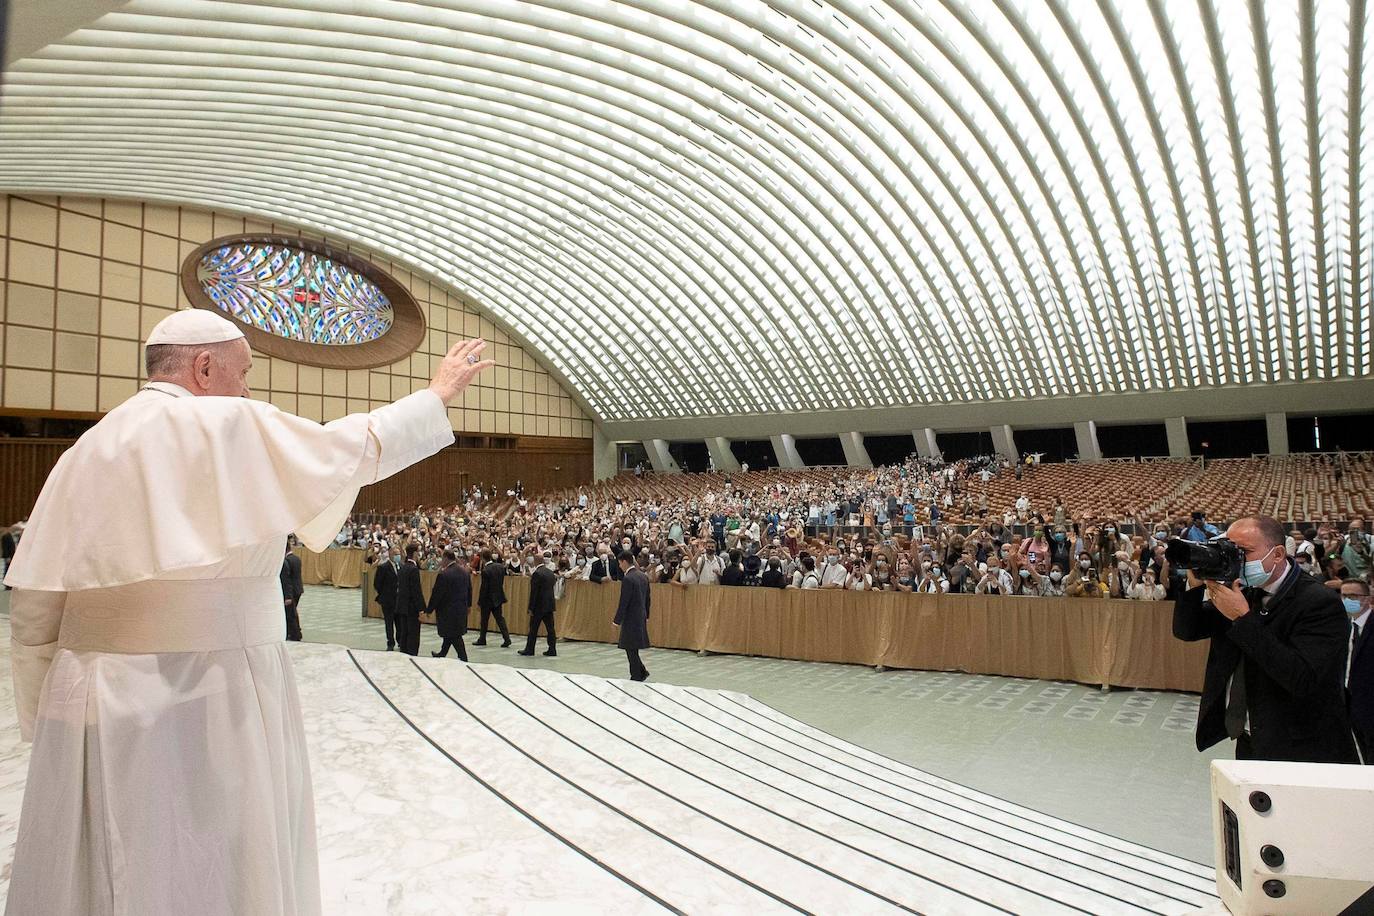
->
[1,0,1370,423]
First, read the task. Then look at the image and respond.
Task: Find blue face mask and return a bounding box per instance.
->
[1344,596,1365,616]
[1240,550,1274,587]
[1054,533,1066,542]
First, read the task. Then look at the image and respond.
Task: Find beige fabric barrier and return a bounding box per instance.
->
[357,571,1207,692]
[294,547,365,588]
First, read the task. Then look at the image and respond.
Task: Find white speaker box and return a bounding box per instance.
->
[1210,760,1374,915]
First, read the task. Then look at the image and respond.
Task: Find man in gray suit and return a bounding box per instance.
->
[519,552,558,657]
[614,552,652,681]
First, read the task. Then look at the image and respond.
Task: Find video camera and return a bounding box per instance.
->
[1165,536,1244,582]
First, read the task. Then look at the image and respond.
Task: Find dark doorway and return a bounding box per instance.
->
[794,436,845,467]
[864,433,918,465]
[937,430,995,460]
[1097,423,1171,459]
[667,441,710,473]
[1286,412,1374,453]
[1187,419,1267,458]
[1014,427,1076,463]
[729,439,777,470]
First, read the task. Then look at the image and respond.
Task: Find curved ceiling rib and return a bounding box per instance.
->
[0,0,1369,423]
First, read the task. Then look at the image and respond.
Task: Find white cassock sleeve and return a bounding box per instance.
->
[10,589,65,741]
[293,389,453,551]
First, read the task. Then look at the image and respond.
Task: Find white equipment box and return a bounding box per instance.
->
[1211,760,1374,914]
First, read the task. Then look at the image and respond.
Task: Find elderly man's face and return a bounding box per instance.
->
[198,339,253,397]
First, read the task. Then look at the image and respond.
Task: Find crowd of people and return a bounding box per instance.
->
[331,454,1374,603]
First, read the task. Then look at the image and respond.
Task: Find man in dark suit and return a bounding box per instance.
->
[373,546,402,651]
[1342,578,1372,763]
[395,543,427,656]
[614,552,651,681]
[475,549,512,647]
[588,543,620,583]
[280,539,304,641]
[1174,515,1358,763]
[519,553,558,657]
[429,550,472,661]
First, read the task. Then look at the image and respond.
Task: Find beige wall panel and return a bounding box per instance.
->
[0,195,587,445]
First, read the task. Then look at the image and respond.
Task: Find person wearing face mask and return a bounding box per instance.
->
[819,549,849,589]
[892,559,916,592]
[1286,528,1316,566]
[1342,579,1373,763]
[917,562,949,594]
[795,556,822,589]
[695,540,725,585]
[1066,566,1105,598]
[1127,568,1166,601]
[1173,515,1358,763]
[1038,565,1066,597]
[871,555,892,591]
[589,542,620,584]
[846,559,873,591]
[974,558,1013,595]
[1012,565,1040,597]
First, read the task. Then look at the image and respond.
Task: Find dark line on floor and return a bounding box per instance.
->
[700,688,1214,888]
[550,671,1159,915]
[721,689,1214,874]
[400,658,816,915]
[343,650,683,914]
[581,674,1197,911]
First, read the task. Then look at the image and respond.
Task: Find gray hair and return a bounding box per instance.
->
[144,340,240,379]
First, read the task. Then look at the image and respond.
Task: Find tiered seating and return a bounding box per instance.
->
[523,453,1370,528]
[955,460,1201,526]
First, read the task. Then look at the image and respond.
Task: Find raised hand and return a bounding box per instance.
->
[429,339,496,405]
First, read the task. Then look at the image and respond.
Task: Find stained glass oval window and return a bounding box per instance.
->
[181,234,426,369]
[196,240,393,344]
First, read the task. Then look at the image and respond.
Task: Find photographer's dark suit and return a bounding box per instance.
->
[1174,564,1358,763]
[373,558,399,650]
[476,560,511,646]
[1348,618,1374,763]
[395,559,426,656]
[522,565,558,655]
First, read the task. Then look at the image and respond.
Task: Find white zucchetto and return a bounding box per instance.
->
[145,308,246,346]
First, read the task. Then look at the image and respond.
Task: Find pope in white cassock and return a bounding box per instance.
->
[3,309,494,915]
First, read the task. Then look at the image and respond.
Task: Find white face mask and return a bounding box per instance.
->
[1049,571,1063,582]
[1079,560,1091,570]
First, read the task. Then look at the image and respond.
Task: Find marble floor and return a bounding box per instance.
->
[0,588,1230,913]
[295,584,1229,862]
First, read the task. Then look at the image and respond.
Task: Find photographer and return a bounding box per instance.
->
[1172,515,1357,763]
